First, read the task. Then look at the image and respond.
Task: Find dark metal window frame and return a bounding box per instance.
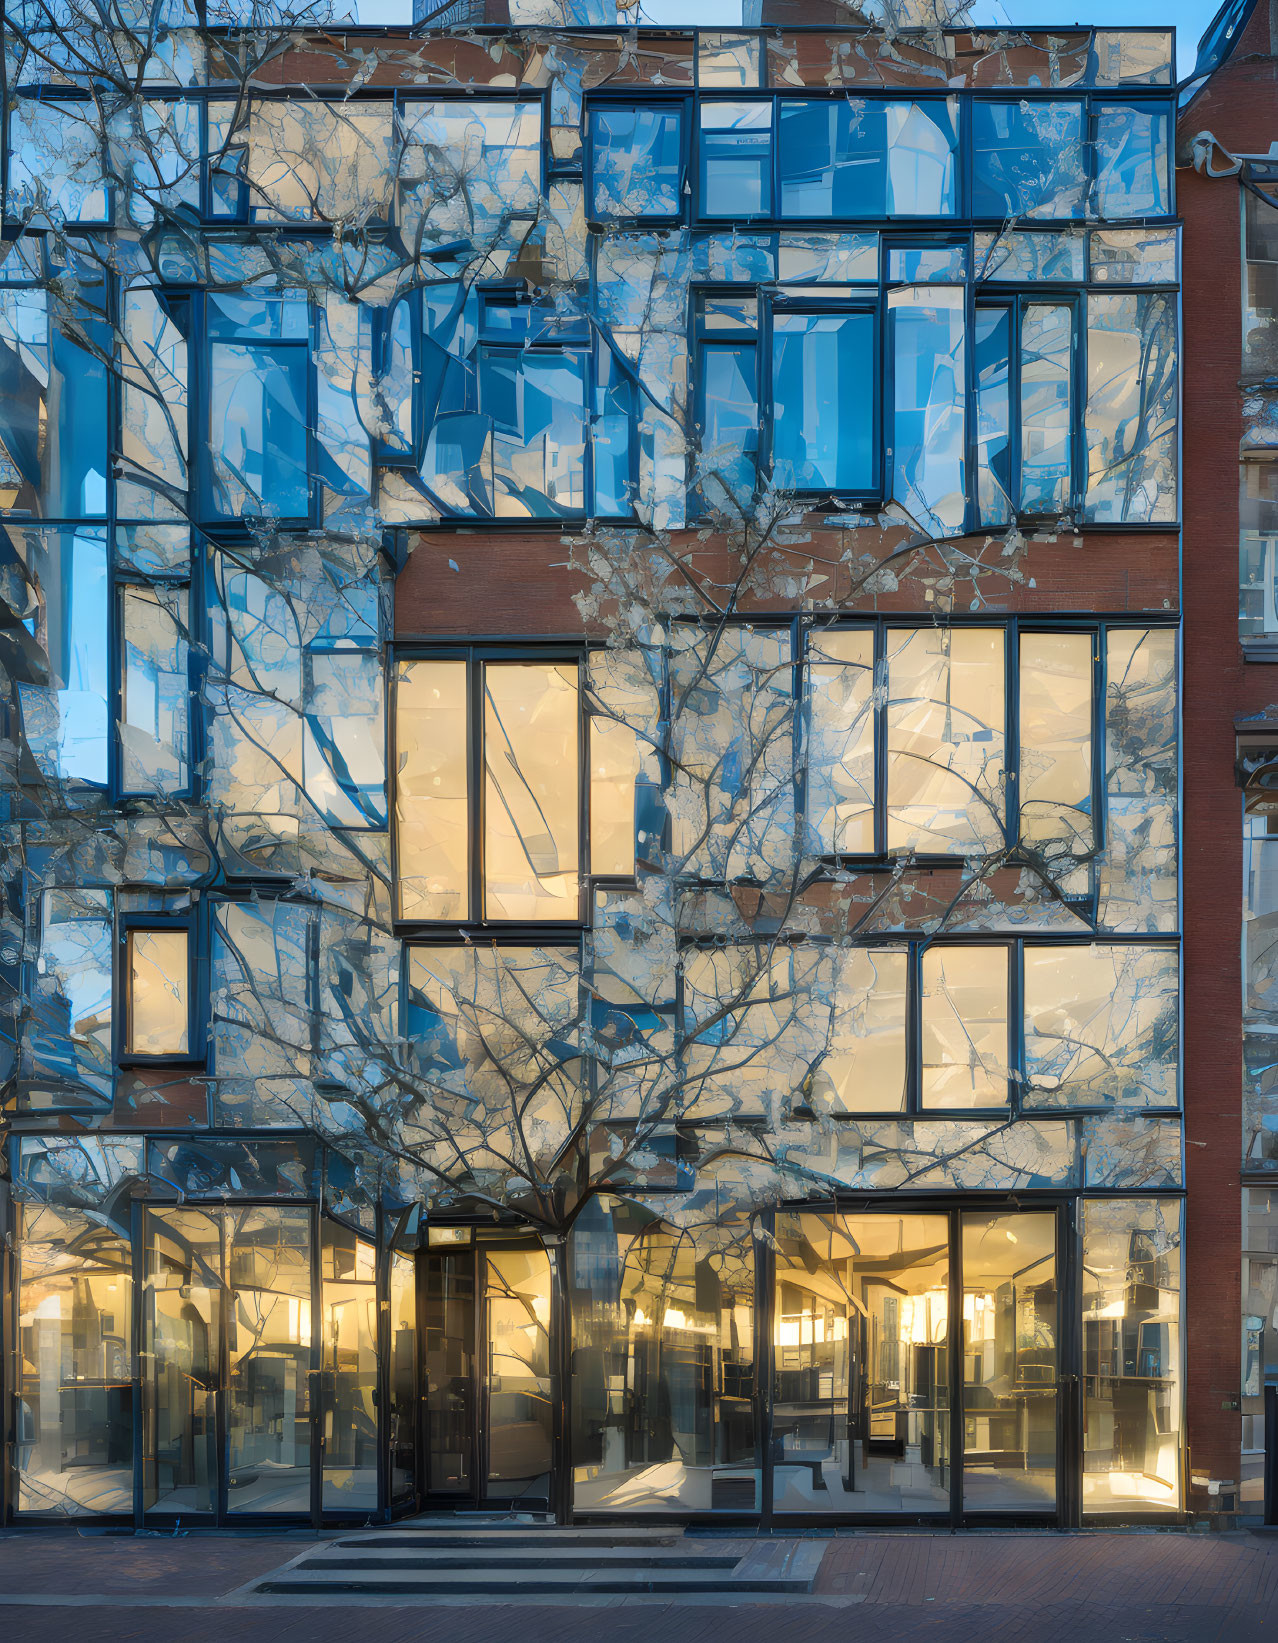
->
[392,643,643,934]
[114,906,205,1070]
[680,87,1176,230]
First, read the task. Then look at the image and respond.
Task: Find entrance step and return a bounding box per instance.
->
[245,1529,826,1600]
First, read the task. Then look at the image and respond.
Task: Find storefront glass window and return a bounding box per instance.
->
[17,1206,133,1516]
[1082,1197,1182,1515]
[571,1198,759,1512]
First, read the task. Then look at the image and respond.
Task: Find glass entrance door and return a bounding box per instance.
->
[960,1211,1059,1513]
[422,1238,553,1509]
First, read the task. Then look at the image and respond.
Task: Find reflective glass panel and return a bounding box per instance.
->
[816,948,909,1114]
[389,1248,418,1507]
[206,296,309,520]
[698,340,758,509]
[975,306,1012,526]
[972,102,1087,219]
[890,287,966,536]
[886,627,1006,855]
[126,928,189,1056]
[484,661,580,921]
[773,1212,950,1514]
[486,1246,553,1503]
[571,1200,758,1513]
[962,1212,1058,1510]
[1019,632,1094,854]
[1094,105,1170,220]
[700,102,772,218]
[771,312,874,492]
[590,106,683,220]
[1082,1198,1182,1515]
[17,1207,133,1516]
[395,659,469,920]
[143,1208,221,1515]
[120,584,190,796]
[807,628,876,855]
[425,1247,474,1495]
[226,1206,313,1515]
[921,946,1010,1109]
[1020,304,1073,513]
[590,714,643,877]
[1242,1189,1278,1514]
[321,1221,378,1513]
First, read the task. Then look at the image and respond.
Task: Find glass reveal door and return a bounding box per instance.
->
[484,1245,553,1504]
[961,1211,1059,1513]
[423,1238,553,1509]
[772,1212,951,1515]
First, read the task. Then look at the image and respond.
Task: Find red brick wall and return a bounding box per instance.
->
[1178,10,1278,1497]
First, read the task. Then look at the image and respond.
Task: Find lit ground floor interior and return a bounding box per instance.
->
[11,1193,1192,1526]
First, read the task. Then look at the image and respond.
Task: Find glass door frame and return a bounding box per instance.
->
[137,1199,324,1529]
[759,1194,1080,1530]
[419,1234,555,1514]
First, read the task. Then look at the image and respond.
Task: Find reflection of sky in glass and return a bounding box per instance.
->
[54,532,109,786]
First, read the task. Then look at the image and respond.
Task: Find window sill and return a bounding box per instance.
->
[1243,636,1278,662]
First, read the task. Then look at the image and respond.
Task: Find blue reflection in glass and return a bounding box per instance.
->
[590,106,683,220]
[771,312,874,492]
[972,101,1088,220]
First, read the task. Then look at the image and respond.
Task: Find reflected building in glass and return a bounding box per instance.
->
[0,0,1202,1530]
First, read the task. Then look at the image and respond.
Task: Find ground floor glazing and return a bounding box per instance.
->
[10,1192,1184,1525]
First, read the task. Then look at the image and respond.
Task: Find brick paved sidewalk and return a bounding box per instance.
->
[1,1528,1276,1643]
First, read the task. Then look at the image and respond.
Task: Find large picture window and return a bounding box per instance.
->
[394,653,646,924]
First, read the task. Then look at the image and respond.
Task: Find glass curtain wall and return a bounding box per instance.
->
[772,1211,951,1514]
[960,1211,1059,1511]
[1081,1198,1182,1514]
[16,1206,134,1516]
[321,1220,379,1513]
[570,1197,759,1512]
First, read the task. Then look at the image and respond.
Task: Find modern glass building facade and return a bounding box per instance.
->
[0,4,1189,1527]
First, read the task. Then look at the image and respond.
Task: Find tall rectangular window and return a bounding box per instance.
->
[807,627,876,854]
[483,662,580,921]
[920,945,1010,1109]
[890,286,966,536]
[589,105,683,220]
[1094,104,1170,219]
[125,927,191,1057]
[395,659,469,921]
[886,626,1006,855]
[1019,632,1094,853]
[205,293,310,521]
[975,300,1076,525]
[696,294,758,510]
[1242,455,1278,643]
[771,309,875,492]
[1245,188,1278,376]
[699,101,772,218]
[120,584,190,796]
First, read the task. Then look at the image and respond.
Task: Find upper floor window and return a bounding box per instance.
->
[588,104,684,222]
[776,98,958,221]
[1245,184,1278,378]
[693,272,1174,529]
[1241,454,1278,646]
[771,306,877,494]
[402,285,634,521]
[394,653,648,925]
[0,269,109,520]
[204,293,311,523]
